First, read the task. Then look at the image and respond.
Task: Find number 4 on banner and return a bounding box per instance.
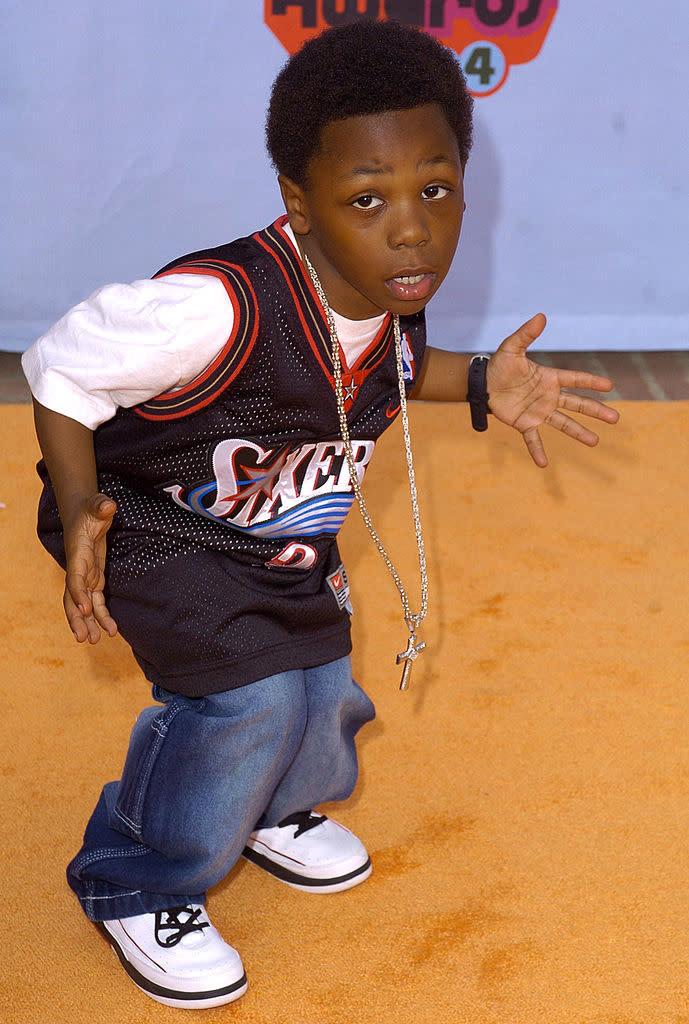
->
[265,2,559,96]
[458,40,508,96]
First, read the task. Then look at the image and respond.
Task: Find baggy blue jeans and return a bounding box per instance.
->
[67,657,375,921]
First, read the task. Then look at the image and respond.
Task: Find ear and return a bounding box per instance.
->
[278,174,311,236]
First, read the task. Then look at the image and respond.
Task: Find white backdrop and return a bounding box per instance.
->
[3,3,687,353]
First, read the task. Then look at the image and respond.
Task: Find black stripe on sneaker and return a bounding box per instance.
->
[95,922,247,1002]
[241,846,372,887]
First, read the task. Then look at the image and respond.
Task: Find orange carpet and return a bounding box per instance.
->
[3,400,689,1023]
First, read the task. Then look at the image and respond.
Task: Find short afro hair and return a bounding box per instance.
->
[266,19,473,186]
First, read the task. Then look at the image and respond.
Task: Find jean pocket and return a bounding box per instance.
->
[111,697,196,842]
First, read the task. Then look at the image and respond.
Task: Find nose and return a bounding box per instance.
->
[387,201,430,249]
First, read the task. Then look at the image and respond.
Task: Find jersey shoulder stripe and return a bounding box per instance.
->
[254,219,335,378]
[134,260,259,421]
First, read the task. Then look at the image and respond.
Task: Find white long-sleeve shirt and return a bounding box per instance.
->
[22,225,385,430]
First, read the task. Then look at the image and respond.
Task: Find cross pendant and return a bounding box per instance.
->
[396,634,426,691]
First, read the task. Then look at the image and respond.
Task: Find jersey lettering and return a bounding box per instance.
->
[164,438,374,539]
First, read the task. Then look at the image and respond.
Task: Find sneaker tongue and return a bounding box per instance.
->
[177,926,208,949]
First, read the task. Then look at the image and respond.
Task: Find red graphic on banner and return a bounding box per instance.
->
[264,1,558,96]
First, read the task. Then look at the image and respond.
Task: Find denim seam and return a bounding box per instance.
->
[84,890,143,900]
[71,843,150,874]
[119,717,169,838]
[112,699,195,839]
[111,806,141,835]
[82,880,144,919]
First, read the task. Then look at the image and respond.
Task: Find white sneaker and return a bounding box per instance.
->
[96,905,247,1009]
[243,810,372,893]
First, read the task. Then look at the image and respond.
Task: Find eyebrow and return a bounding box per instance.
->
[336,154,458,183]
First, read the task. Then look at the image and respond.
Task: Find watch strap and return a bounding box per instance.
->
[467,353,491,432]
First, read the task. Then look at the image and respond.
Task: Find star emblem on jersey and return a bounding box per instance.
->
[221,447,289,503]
[344,380,358,402]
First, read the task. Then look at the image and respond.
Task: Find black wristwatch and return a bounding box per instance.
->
[467,353,491,432]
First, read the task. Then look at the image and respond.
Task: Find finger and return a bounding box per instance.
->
[91,590,118,638]
[559,391,620,424]
[65,569,94,618]
[63,588,100,644]
[554,369,615,394]
[547,408,600,447]
[500,313,547,356]
[521,426,548,468]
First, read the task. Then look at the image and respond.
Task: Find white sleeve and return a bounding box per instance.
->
[21,273,234,429]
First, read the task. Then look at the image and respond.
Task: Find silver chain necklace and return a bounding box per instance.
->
[303,252,428,690]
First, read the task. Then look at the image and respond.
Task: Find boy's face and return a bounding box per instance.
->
[281,103,465,320]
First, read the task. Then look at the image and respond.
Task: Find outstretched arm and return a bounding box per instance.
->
[32,400,118,643]
[411,313,619,467]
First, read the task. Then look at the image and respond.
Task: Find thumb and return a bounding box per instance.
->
[87,492,117,520]
[501,312,547,356]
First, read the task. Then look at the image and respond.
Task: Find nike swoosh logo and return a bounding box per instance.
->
[386,402,400,419]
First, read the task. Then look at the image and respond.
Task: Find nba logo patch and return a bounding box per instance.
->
[327,563,353,615]
[401,331,415,382]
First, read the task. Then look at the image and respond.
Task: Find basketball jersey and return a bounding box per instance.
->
[37,217,427,695]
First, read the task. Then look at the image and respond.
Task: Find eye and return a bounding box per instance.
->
[422,184,451,200]
[351,194,384,210]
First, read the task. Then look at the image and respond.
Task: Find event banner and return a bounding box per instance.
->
[3,2,687,352]
[265,0,558,97]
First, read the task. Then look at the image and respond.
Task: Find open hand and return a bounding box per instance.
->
[63,493,118,643]
[486,314,620,467]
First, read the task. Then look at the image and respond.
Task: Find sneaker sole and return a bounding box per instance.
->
[241,847,372,893]
[95,922,248,1009]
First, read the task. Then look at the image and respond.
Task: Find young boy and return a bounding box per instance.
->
[22,19,618,1010]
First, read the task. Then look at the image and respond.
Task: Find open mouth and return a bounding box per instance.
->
[386,272,436,302]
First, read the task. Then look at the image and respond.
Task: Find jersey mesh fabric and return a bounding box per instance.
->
[36,218,427,696]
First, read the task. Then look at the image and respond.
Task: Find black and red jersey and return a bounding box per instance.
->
[37,217,427,696]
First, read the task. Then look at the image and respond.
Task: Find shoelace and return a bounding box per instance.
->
[154,906,210,948]
[277,810,327,838]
